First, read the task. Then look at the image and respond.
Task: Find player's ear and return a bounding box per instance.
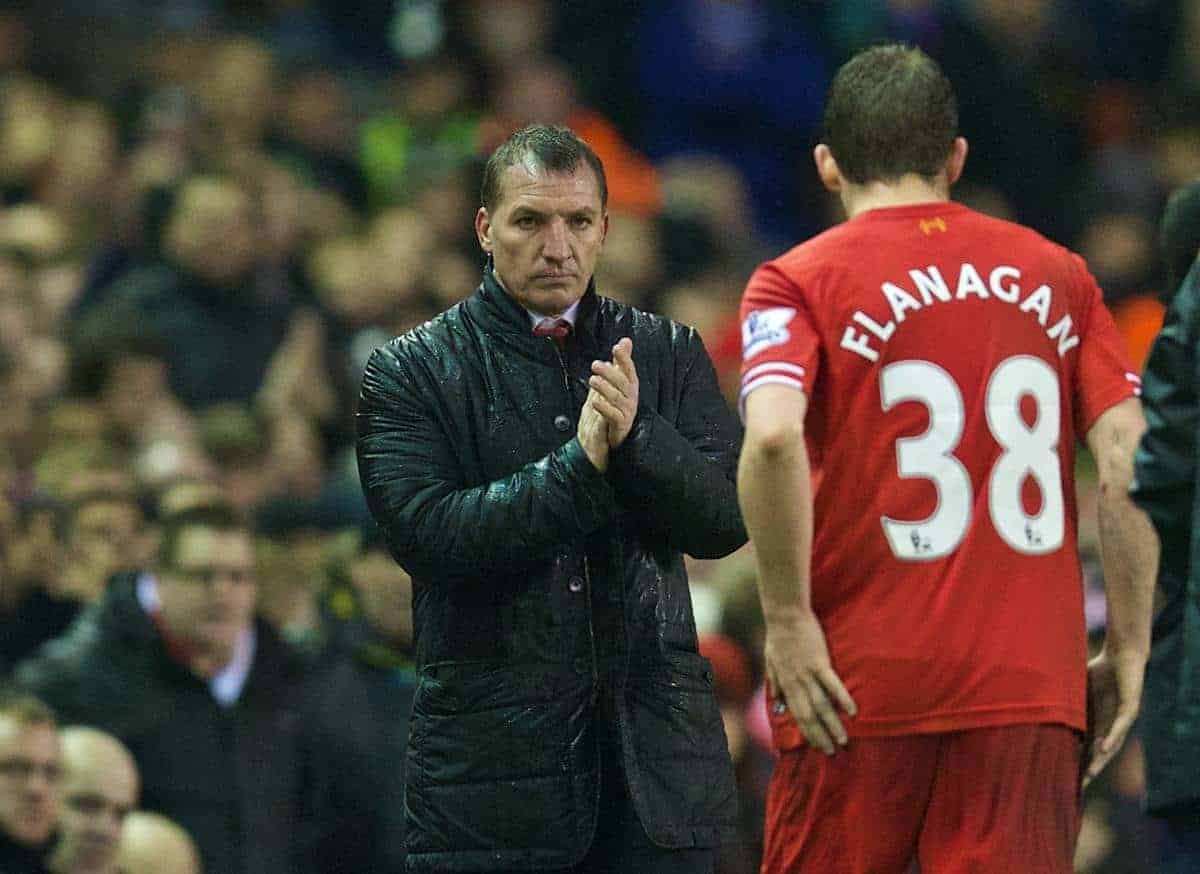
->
[475,207,493,254]
[945,137,968,186]
[814,144,842,193]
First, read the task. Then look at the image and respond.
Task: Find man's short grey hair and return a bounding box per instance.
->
[480,124,608,212]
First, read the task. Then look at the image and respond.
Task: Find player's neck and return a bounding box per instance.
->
[840,175,951,219]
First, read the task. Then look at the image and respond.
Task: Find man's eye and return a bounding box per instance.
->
[571,217,592,228]
[515,216,536,229]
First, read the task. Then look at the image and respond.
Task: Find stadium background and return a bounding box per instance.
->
[0,0,1192,870]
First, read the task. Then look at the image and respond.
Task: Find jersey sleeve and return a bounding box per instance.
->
[1070,255,1143,436]
[738,260,821,419]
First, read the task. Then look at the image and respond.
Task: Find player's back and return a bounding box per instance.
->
[740,201,1138,745]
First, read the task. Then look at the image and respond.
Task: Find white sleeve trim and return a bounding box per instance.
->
[738,374,806,421]
[742,361,807,384]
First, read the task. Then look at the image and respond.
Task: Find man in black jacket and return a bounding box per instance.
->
[357,124,748,873]
[16,503,382,874]
[0,692,58,874]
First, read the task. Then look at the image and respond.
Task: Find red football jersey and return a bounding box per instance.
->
[739,202,1139,750]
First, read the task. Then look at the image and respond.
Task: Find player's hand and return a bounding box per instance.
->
[1082,648,1146,789]
[588,338,638,449]
[577,390,610,472]
[764,611,857,755]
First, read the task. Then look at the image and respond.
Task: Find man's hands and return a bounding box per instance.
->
[590,338,639,449]
[578,338,639,470]
[578,397,610,471]
[1083,648,1146,788]
[764,611,857,755]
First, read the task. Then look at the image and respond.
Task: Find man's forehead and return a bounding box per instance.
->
[497,161,601,210]
[0,718,57,755]
[176,527,251,558]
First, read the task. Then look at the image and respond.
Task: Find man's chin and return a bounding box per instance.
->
[526,285,583,314]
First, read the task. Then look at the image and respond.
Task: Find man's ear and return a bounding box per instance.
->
[475,207,493,253]
[814,144,842,193]
[945,136,969,186]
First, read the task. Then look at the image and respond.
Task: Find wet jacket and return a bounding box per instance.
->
[357,270,746,871]
[1131,260,1200,814]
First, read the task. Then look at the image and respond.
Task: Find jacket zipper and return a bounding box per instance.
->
[556,343,600,701]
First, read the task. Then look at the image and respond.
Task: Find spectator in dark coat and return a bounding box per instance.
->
[310,529,415,873]
[72,176,296,409]
[15,502,381,874]
[0,692,59,874]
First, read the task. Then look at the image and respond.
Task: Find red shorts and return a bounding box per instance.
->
[761,724,1082,874]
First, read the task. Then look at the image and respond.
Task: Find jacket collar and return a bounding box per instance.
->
[475,265,602,349]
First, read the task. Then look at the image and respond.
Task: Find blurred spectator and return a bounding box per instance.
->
[76,175,298,409]
[272,68,368,210]
[1,481,150,670]
[632,0,828,241]
[0,692,59,874]
[116,812,200,874]
[936,0,1092,240]
[1076,211,1165,368]
[825,0,946,58]
[306,528,415,872]
[15,502,381,874]
[47,727,139,874]
[699,632,771,874]
[198,37,277,153]
[479,55,661,217]
[359,54,481,209]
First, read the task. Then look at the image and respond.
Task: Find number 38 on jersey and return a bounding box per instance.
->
[880,355,1064,561]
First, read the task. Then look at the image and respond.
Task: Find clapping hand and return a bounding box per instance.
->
[588,338,639,449]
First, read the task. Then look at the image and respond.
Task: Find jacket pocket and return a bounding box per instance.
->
[406,661,595,857]
[622,650,739,848]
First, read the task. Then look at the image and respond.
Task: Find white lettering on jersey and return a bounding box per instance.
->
[742,307,796,359]
[989,266,1022,302]
[882,282,922,323]
[909,266,952,305]
[1046,315,1080,356]
[838,263,1082,363]
[1019,284,1053,326]
[955,263,989,300]
[841,325,880,362]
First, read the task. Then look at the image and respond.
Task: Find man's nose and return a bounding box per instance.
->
[542,218,570,261]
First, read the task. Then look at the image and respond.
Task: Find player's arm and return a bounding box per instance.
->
[738,384,856,755]
[1082,397,1159,787]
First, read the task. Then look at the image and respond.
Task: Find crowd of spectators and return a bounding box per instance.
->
[0,0,1195,871]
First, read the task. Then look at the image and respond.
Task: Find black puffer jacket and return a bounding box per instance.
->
[357,270,746,871]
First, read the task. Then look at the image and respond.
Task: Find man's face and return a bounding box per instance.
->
[158,527,257,663]
[56,750,138,872]
[70,498,145,578]
[0,717,59,847]
[475,160,607,316]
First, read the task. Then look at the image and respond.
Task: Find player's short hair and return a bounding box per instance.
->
[480,124,608,213]
[1159,178,1200,300]
[822,44,958,185]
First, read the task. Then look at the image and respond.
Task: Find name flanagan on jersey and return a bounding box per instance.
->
[840,263,1081,363]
